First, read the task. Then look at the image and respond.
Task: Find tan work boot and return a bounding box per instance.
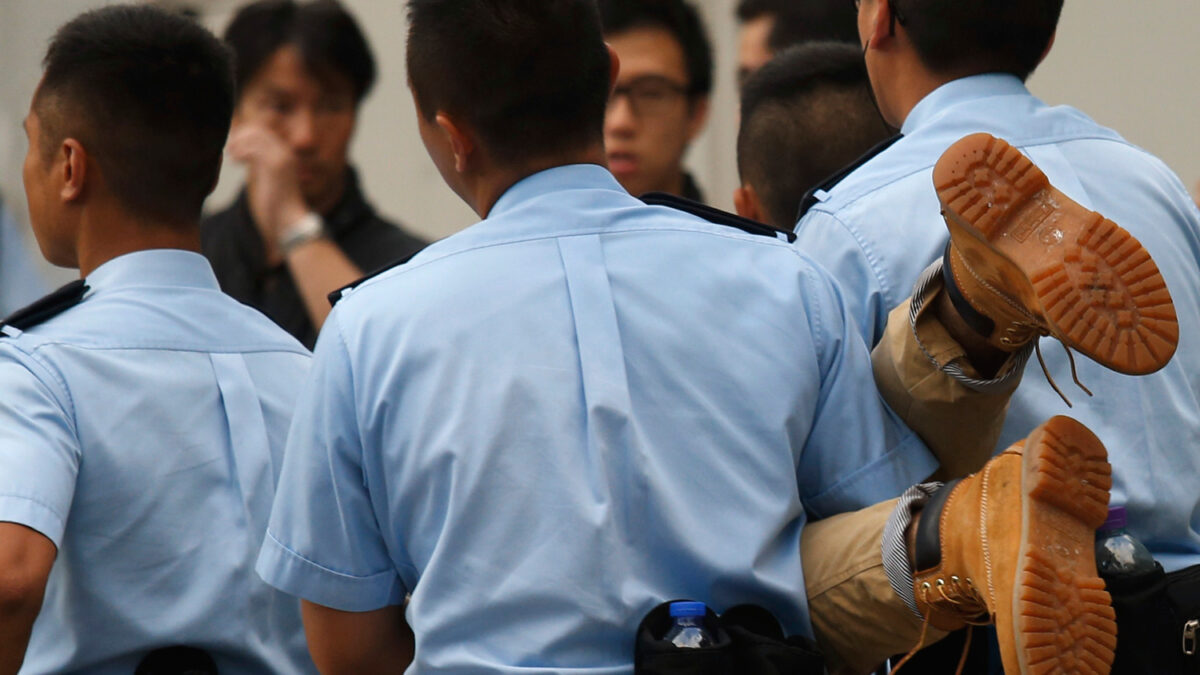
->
[909,415,1117,674]
[934,132,1178,375]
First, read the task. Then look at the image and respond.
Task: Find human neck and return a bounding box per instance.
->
[75,204,201,278]
[469,145,608,218]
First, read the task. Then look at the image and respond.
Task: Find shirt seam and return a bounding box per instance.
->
[264,529,411,581]
[348,224,793,298]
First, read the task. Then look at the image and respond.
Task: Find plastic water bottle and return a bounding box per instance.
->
[663,601,714,649]
[1095,506,1157,580]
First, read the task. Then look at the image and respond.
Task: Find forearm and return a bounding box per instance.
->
[0,523,56,675]
[0,599,41,675]
[284,238,364,332]
[302,601,413,674]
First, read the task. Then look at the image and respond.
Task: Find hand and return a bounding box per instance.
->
[226,124,311,247]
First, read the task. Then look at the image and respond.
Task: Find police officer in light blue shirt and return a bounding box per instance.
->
[0,7,315,673]
[796,0,1200,572]
[255,2,941,672]
[0,199,47,316]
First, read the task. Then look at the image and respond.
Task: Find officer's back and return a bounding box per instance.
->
[0,6,315,673]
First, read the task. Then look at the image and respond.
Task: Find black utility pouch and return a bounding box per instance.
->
[135,646,218,675]
[634,600,824,675]
[1110,563,1200,674]
[1165,564,1200,673]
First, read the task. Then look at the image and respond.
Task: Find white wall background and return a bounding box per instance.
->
[2,0,1198,285]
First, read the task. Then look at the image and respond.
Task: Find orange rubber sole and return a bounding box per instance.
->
[934,133,1178,375]
[1010,415,1116,674]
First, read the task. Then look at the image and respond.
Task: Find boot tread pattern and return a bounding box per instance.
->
[1018,416,1116,675]
[935,133,1178,374]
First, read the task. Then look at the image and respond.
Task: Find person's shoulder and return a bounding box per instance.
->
[0,280,89,336]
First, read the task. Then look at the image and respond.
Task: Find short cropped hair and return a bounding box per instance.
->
[735,0,859,50]
[406,0,611,167]
[737,42,894,228]
[224,0,376,103]
[36,4,235,225]
[598,0,714,98]
[897,0,1063,80]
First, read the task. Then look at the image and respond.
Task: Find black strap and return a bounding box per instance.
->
[796,133,903,222]
[328,249,422,308]
[940,244,996,338]
[640,192,796,243]
[911,478,961,573]
[0,279,88,333]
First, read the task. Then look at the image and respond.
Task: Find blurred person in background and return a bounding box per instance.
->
[202,0,426,349]
[0,196,47,315]
[599,0,713,202]
[735,0,859,87]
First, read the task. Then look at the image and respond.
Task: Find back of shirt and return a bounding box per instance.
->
[0,251,315,674]
[258,166,935,673]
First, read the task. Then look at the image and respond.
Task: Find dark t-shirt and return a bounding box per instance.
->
[201,169,427,349]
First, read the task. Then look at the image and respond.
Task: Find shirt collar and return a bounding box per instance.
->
[85,249,220,294]
[901,73,1029,136]
[488,163,625,218]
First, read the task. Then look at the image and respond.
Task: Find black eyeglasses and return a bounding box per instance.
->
[608,76,689,117]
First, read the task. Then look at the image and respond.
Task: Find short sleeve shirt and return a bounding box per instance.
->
[0,250,316,674]
[258,165,936,672]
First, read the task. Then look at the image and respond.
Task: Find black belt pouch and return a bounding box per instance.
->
[1110,563,1200,674]
[634,600,824,675]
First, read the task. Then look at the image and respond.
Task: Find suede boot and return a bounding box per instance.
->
[910,415,1117,674]
[934,132,1177,375]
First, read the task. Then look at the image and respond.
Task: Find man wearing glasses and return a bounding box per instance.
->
[598,0,712,202]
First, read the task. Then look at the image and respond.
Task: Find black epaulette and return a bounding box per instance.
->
[640,192,796,243]
[0,279,89,334]
[327,249,421,308]
[795,133,903,222]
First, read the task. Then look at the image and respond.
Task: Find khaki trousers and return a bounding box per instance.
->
[803,295,1018,674]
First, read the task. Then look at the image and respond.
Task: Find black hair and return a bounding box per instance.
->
[896,0,1063,81]
[406,0,612,167]
[598,0,714,98]
[737,42,894,228]
[36,4,235,225]
[223,0,376,103]
[735,0,859,50]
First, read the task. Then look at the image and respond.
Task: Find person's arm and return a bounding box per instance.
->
[280,237,363,329]
[0,523,55,675]
[301,601,413,675]
[226,125,364,331]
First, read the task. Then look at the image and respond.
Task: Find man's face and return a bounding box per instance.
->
[737,14,775,87]
[233,45,357,211]
[22,104,75,268]
[604,26,709,198]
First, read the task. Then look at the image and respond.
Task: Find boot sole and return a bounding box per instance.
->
[1012,415,1116,674]
[933,132,1178,375]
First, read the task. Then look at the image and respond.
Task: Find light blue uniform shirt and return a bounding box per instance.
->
[0,250,316,674]
[795,74,1200,571]
[0,202,47,316]
[258,165,936,673]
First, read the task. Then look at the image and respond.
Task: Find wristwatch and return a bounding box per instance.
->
[278,212,325,255]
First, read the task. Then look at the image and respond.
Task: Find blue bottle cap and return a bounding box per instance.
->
[669,601,707,618]
[1101,506,1127,531]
